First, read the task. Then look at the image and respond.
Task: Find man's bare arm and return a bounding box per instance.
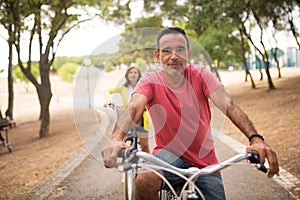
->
[210,86,257,138]
[210,86,279,178]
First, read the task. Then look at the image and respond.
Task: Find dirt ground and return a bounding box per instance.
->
[0,67,299,199]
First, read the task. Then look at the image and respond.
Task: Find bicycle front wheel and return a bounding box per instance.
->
[124,170,136,200]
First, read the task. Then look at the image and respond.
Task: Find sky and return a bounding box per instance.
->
[56,22,123,57]
[0,21,123,69]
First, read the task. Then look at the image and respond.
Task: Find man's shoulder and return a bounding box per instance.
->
[185,64,209,79]
[186,64,208,73]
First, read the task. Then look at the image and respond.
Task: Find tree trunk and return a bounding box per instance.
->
[288,8,300,50]
[5,40,14,120]
[243,61,256,89]
[248,71,256,89]
[38,57,52,138]
[273,49,281,78]
[0,108,3,119]
[215,60,221,81]
[255,55,263,80]
[37,85,52,137]
[264,60,276,89]
[239,28,255,89]
[253,8,275,89]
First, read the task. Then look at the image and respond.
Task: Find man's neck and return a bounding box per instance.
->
[164,72,185,89]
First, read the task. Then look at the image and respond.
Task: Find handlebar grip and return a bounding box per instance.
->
[248,151,268,173]
[117,148,139,171]
[117,148,131,159]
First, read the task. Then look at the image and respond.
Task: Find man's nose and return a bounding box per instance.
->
[170,50,180,59]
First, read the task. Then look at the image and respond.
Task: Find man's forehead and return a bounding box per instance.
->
[159,33,187,47]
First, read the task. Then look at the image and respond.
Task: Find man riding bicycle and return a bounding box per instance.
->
[101,27,279,200]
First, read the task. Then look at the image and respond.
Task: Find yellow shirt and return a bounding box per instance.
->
[104,86,150,131]
[105,85,129,105]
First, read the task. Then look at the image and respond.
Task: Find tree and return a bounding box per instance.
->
[135,57,147,71]
[243,1,276,89]
[233,28,256,88]
[197,26,236,69]
[284,1,300,49]
[119,16,163,66]
[57,62,79,82]
[139,0,300,89]
[0,0,20,120]
[2,0,132,138]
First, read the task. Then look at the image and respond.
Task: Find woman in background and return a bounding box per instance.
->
[104,65,150,152]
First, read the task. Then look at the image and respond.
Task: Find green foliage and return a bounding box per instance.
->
[104,63,115,72]
[116,17,163,66]
[135,57,147,71]
[52,57,83,72]
[13,63,39,83]
[198,24,244,68]
[57,62,79,82]
[89,54,114,69]
[126,16,162,29]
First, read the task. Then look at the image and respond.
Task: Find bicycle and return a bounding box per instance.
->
[117,128,268,200]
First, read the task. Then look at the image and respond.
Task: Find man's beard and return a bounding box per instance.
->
[163,66,182,76]
[160,61,185,76]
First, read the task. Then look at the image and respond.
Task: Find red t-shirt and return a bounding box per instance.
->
[134,64,223,168]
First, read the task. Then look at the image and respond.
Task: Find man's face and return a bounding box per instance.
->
[155,33,191,76]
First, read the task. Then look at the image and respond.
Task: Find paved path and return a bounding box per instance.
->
[25,134,297,199]
[22,106,299,200]
[45,141,295,200]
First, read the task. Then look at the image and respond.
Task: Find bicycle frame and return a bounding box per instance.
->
[121,128,140,200]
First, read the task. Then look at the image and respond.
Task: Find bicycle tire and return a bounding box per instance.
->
[124,171,136,200]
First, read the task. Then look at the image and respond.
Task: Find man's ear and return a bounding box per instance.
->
[154,50,160,62]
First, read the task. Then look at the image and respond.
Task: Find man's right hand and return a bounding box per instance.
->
[246,138,279,178]
[101,139,128,168]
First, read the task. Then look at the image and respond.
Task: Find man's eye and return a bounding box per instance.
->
[177,47,185,52]
[162,48,171,53]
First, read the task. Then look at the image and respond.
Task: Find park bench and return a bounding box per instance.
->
[0,118,16,153]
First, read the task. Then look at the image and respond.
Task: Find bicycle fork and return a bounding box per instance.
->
[187,183,198,200]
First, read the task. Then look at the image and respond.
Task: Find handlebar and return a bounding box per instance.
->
[117,149,268,175]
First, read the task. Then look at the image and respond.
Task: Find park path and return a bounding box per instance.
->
[23,108,297,200]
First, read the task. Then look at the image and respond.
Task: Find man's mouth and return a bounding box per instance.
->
[167,62,182,67]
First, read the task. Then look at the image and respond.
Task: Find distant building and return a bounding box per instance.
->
[244,46,299,70]
[287,47,299,67]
